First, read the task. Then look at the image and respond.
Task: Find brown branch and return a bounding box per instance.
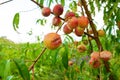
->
[28,48,47,71]
[81,0,114,80]
[31,0,43,8]
[84,32,95,39]
[29,1,66,71]
[81,0,103,51]
[0,0,13,5]
[86,29,93,53]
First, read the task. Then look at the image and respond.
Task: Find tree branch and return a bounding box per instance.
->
[0,0,13,5]
[81,0,114,80]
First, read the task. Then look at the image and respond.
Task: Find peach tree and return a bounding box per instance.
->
[0,0,120,80]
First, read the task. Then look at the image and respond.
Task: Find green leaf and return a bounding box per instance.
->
[13,13,19,31]
[13,59,30,80]
[0,60,11,80]
[69,1,77,12]
[61,0,65,6]
[47,0,53,7]
[36,18,47,26]
[62,44,68,70]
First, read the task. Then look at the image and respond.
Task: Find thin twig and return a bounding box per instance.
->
[28,48,47,71]
[0,0,13,5]
[84,32,94,39]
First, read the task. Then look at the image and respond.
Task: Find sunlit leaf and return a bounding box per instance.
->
[36,18,47,26]
[61,0,65,6]
[13,13,19,31]
[13,59,30,80]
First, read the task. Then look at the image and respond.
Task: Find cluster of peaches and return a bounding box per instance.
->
[42,4,89,50]
[89,51,112,68]
[42,4,112,68]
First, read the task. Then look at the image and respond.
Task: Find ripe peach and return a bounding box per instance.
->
[100,50,112,61]
[98,29,105,37]
[53,4,63,16]
[52,16,61,26]
[89,57,101,68]
[77,44,86,53]
[43,33,62,49]
[42,7,51,17]
[63,24,73,34]
[78,16,89,28]
[68,60,74,66]
[90,52,100,60]
[67,17,78,29]
[74,26,84,36]
[65,12,75,21]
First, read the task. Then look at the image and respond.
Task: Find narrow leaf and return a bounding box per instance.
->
[13,59,30,80]
[62,44,68,70]
[61,0,65,6]
[13,13,19,31]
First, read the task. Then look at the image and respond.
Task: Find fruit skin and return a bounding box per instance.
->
[67,17,78,29]
[65,12,75,21]
[98,29,105,37]
[68,60,74,66]
[89,52,101,68]
[89,58,101,68]
[100,50,112,61]
[63,24,73,34]
[78,16,89,28]
[43,33,62,49]
[52,16,61,26]
[77,44,86,53]
[53,4,63,16]
[74,26,84,36]
[42,7,51,17]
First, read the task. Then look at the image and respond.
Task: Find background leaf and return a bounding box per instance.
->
[13,59,30,80]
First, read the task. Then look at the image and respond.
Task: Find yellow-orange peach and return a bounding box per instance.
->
[78,16,89,28]
[43,33,62,49]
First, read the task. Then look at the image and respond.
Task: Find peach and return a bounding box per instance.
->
[77,44,86,53]
[65,12,75,21]
[53,4,63,16]
[52,16,61,26]
[68,60,74,66]
[63,24,73,34]
[74,26,84,36]
[67,17,78,29]
[89,57,101,68]
[43,33,62,49]
[78,16,89,28]
[100,50,112,61]
[42,7,51,17]
[90,51,100,60]
[98,29,105,37]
